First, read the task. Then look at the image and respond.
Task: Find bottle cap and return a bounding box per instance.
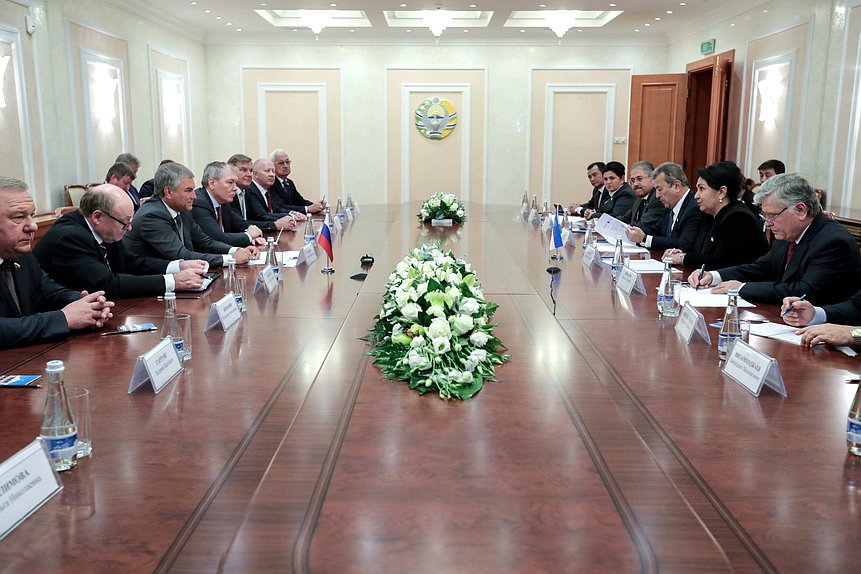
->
[728,288,739,296]
[662,257,673,264]
[163,291,176,300]
[225,255,235,265]
[46,360,64,372]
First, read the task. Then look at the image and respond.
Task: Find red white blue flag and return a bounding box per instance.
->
[318,222,334,261]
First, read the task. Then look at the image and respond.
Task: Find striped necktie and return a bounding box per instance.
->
[1,260,21,316]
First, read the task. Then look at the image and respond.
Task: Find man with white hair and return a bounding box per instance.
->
[269,149,326,214]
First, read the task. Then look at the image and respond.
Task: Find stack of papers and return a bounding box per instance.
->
[250,251,301,267]
[678,287,755,308]
[596,243,650,255]
[626,259,682,274]
[749,322,802,346]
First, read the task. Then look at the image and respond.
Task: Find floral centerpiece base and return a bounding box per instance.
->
[418,193,466,224]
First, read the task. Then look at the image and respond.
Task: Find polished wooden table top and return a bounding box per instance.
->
[1,203,859,573]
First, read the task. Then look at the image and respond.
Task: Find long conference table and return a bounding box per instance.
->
[1,202,860,573]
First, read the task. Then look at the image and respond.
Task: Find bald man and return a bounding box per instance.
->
[34,184,206,298]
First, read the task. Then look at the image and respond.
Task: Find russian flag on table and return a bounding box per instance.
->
[552,213,564,249]
[319,222,334,261]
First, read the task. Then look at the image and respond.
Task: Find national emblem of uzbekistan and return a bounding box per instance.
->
[414,97,457,140]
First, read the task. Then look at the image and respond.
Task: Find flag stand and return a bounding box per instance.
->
[321,253,334,274]
[550,247,563,261]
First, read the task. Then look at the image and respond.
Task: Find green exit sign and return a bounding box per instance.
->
[701,38,716,55]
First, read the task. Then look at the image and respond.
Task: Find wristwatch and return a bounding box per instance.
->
[852,327,861,347]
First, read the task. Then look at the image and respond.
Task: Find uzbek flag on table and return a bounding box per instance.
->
[319,222,334,261]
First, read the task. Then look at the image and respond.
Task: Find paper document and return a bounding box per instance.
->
[250,251,288,266]
[596,243,650,255]
[595,213,635,244]
[678,287,755,308]
[748,322,803,346]
[281,251,301,268]
[626,259,682,274]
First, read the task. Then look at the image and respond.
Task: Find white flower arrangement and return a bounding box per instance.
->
[417,192,467,224]
[365,243,508,400]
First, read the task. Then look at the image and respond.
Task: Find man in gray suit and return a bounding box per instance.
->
[123,163,256,268]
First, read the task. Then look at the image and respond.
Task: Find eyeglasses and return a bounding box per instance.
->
[274,160,291,166]
[759,206,787,224]
[101,211,132,229]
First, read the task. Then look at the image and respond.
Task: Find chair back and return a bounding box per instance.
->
[64,185,88,207]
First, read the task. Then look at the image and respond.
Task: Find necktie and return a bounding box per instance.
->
[665,211,675,236]
[174,214,186,247]
[238,192,247,219]
[786,242,797,267]
[1,260,21,316]
[99,243,111,271]
[216,205,223,231]
[266,191,273,213]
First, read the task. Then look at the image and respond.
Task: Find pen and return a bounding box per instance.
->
[101,328,157,336]
[275,227,284,244]
[780,293,807,317]
[157,295,200,300]
[696,264,705,291]
[0,384,40,388]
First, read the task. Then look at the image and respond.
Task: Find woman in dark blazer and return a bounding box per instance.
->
[663,161,768,269]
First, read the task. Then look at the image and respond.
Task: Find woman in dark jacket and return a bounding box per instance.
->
[663,161,768,269]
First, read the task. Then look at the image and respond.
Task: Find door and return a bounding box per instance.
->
[628,74,687,169]
[683,50,734,183]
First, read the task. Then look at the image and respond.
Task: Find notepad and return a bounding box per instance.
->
[678,287,755,308]
[749,322,803,345]
[626,259,683,274]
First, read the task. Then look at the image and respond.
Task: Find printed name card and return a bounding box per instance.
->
[674,302,711,344]
[0,439,63,541]
[431,218,453,227]
[581,245,599,268]
[334,217,343,233]
[560,228,571,247]
[521,203,529,215]
[528,208,539,222]
[722,340,787,397]
[204,294,242,332]
[128,337,183,394]
[254,265,279,293]
[541,217,552,232]
[297,243,317,266]
[616,266,646,295]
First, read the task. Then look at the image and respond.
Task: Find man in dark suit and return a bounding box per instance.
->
[689,173,861,305]
[115,152,142,209]
[625,162,705,252]
[568,161,605,216]
[780,289,861,347]
[106,162,138,212]
[584,161,634,220]
[192,161,266,248]
[227,155,297,232]
[34,184,206,298]
[0,177,114,347]
[270,149,326,214]
[123,163,256,268]
[618,161,667,236]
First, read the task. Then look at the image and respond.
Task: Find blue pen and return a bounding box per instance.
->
[780,293,807,317]
[696,264,705,290]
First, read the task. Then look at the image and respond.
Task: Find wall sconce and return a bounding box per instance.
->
[301,10,335,40]
[161,78,183,132]
[756,75,783,126]
[422,8,452,43]
[0,55,9,108]
[545,10,579,42]
[89,62,118,121]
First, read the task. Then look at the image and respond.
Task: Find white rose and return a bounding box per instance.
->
[460,297,480,315]
[416,281,429,297]
[456,209,465,217]
[427,304,446,318]
[451,314,474,336]
[392,323,403,336]
[395,290,410,307]
[427,317,451,340]
[408,349,431,370]
[432,337,451,354]
[469,349,487,363]
[475,316,487,326]
[401,302,421,322]
[464,357,478,372]
[410,336,426,348]
[447,273,461,285]
[469,331,488,347]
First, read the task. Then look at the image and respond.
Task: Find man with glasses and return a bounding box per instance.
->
[618,160,667,236]
[269,149,326,214]
[688,173,861,304]
[34,184,207,298]
[0,177,114,347]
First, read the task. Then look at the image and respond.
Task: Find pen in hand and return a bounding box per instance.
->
[696,264,705,291]
[780,293,807,317]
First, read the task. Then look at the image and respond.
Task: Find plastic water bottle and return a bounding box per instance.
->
[160,291,185,359]
[266,237,281,281]
[847,384,861,456]
[718,288,741,360]
[303,217,316,245]
[40,360,78,471]
[223,255,236,295]
[610,238,624,282]
[657,257,674,315]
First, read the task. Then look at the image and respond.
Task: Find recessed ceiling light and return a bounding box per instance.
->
[400,3,407,6]
[634,29,640,32]
[216,16,223,20]
[520,29,525,32]
[469,3,476,7]
[226,22,232,26]
[654,17,661,21]
[463,29,468,32]
[260,3,267,6]
[349,29,355,32]
[406,29,412,32]
[666,10,673,14]
[539,4,546,7]
[330,3,337,6]
[236,28,242,32]
[610,3,616,6]
[762,9,768,12]
[292,28,298,32]
[189,1,197,5]
[680,2,686,5]
[204,9,211,13]
[577,29,583,32]
[645,23,651,26]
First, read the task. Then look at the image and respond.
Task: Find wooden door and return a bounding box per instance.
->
[627,74,687,169]
[683,50,734,182]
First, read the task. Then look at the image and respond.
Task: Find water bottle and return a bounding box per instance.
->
[610,238,624,282]
[583,220,595,247]
[266,237,281,281]
[160,291,185,359]
[521,191,529,208]
[303,217,316,245]
[531,194,538,211]
[335,196,346,221]
[323,209,336,235]
[718,288,741,360]
[40,360,78,471]
[657,257,674,315]
[848,384,861,456]
[346,193,355,211]
[223,255,236,295]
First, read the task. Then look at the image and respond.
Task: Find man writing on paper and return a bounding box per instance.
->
[34,184,206,298]
[780,291,861,347]
[124,162,256,268]
[625,162,704,252]
[688,173,861,304]
[0,177,114,347]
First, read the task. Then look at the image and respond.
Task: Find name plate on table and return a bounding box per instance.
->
[334,217,343,233]
[204,293,241,332]
[581,245,600,268]
[520,203,529,215]
[674,302,711,344]
[297,243,317,267]
[128,337,183,394]
[616,266,645,295]
[0,439,63,541]
[541,217,552,232]
[528,208,538,222]
[722,340,787,397]
[431,218,453,227]
[560,228,572,246]
[254,265,279,293]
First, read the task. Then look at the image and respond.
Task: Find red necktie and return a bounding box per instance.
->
[216,206,223,231]
[785,242,796,267]
[266,191,272,213]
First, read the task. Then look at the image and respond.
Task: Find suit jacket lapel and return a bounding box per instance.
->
[782,217,823,280]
